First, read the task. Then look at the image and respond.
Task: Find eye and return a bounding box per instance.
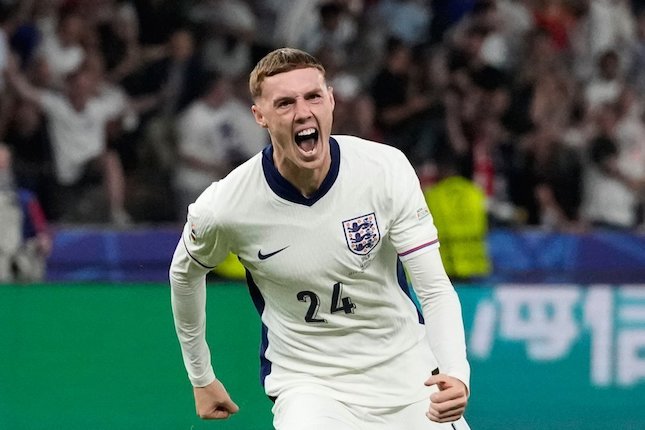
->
[276,99,293,109]
[307,93,323,102]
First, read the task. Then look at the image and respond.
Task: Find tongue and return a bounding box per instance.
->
[299,138,316,152]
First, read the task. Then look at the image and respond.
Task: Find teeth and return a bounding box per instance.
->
[297,128,316,137]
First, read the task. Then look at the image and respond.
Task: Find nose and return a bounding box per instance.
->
[294,98,312,121]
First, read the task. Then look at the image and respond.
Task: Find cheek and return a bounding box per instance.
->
[267,120,294,143]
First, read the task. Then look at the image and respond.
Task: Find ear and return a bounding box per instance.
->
[328,86,335,112]
[251,105,268,128]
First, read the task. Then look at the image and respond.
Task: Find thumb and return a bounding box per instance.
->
[424,374,450,389]
[225,399,240,414]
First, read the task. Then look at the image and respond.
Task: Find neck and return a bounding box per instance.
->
[274,157,331,198]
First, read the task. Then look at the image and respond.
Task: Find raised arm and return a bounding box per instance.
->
[4,53,44,107]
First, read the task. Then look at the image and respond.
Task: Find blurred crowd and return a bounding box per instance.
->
[0,0,644,238]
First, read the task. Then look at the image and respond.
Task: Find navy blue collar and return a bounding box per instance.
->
[262,137,340,206]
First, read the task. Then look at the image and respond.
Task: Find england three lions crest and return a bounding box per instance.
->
[342,213,381,255]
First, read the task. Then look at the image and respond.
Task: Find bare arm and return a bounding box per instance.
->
[378,95,430,128]
[4,53,44,107]
[178,152,232,178]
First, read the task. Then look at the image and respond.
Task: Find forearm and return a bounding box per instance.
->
[380,98,427,127]
[169,242,216,387]
[178,153,231,177]
[403,248,470,391]
[4,51,42,106]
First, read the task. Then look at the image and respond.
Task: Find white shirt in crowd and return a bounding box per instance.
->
[40,89,126,185]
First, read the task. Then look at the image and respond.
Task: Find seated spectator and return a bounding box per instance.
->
[0,143,51,283]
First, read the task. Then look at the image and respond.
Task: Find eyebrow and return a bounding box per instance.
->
[272,89,323,107]
[273,96,294,107]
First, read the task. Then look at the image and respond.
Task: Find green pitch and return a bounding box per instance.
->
[0,283,274,430]
[2,283,644,430]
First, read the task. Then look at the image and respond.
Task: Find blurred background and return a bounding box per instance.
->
[0,0,644,429]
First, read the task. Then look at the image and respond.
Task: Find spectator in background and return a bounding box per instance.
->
[495,0,534,70]
[430,0,476,45]
[370,37,437,165]
[529,66,575,130]
[0,142,21,282]
[628,9,645,95]
[585,49,625,114]
[510,124,584,231]
[95,0,152,85]
[443,84,518,225]
[3,98,54,218]
[189,0,257,79]
[316,46,378,140]
[173,72,268,217]
[132,0,189,46]
[135,28,206,176]
[447,0,510,71]
[0,1,36,138]
[581,102,643,229]
[504,27,563,136]
[374,0,431,48]
[5,54,132,225]
[299,1,357,69]
[568,0,636,82]
[0,0,641,231]
[34,10,86,88]
[0,2,18,92]
[0,143,51,283]
[442,25,514,182]
[273,0,321,49]
[6,0,39,67]
[611,87,645,224]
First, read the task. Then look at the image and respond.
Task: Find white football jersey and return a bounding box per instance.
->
[181,136,447,406]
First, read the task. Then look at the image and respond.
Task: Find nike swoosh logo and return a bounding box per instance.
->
[258,246,289,260]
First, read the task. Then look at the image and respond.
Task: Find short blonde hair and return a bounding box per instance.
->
[249,48,326,99]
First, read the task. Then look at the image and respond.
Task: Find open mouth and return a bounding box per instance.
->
[294,128,319,153]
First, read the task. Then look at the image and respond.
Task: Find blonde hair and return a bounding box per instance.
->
[249,48,326,99]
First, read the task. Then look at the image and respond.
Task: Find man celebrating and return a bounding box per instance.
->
[170,47,471,429]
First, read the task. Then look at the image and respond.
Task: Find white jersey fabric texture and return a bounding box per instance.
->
[170,135,469,407]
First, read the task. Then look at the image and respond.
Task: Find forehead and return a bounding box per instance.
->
[261,68,327,100]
